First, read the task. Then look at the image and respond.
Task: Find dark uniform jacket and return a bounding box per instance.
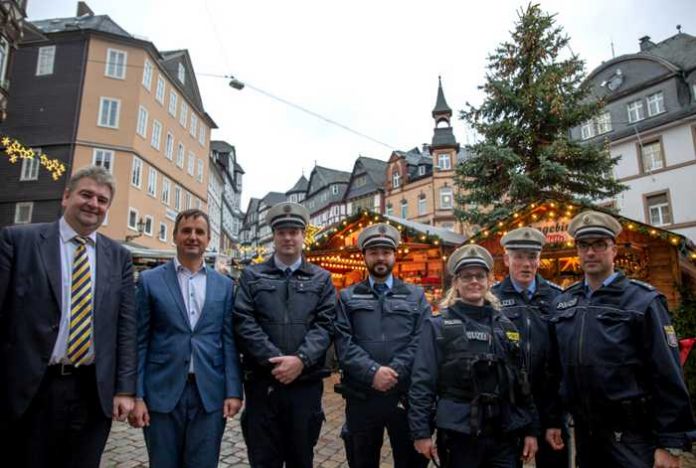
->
[492,275,562,429]
[233,256,336,382]
[408,302,538,440]
[550,271,696,449]
[334,278,431,394]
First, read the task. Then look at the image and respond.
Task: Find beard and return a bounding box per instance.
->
[367,261,393,280]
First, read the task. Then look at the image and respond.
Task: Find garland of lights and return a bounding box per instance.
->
[2,136,67,180]
[467,199,696,263]
[308,210,444,252]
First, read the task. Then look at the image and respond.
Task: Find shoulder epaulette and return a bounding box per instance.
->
[629,279,656,291]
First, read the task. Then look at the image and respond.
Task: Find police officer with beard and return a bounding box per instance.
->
[233,202,336,468]
[492,227,568,467]
[548,210,695,468]
[409,244,538,467]
[334,223,430,468]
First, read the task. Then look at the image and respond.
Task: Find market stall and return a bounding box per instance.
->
[305,210,466,306]
[465,200,696,308]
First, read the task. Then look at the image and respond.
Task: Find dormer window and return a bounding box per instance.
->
[646,91,665,117]
[331,185,339,195]
[392,170,401,188]
[418,166,426,176]
[178,63,186,84]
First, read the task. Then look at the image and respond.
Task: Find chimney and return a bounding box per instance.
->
[639,35,655,51]
[77,2,95,17]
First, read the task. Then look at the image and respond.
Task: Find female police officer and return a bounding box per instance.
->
[408,244,538,467]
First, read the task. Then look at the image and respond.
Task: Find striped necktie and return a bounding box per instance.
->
[67,235,93,366]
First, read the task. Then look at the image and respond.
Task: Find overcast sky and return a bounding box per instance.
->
[29,0,695,208]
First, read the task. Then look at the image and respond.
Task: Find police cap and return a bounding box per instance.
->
[447,244,494,274]
[500,227,546,252]
[266,202,309,230]
[568,210,622,240]
[358,223,400,251]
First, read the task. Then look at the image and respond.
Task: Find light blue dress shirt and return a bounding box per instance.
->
[174,257,207,373]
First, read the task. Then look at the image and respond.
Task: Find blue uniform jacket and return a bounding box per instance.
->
[492,275,563,429]
[334,278,431,393]
[408,302,538,440]
[550,271,696,449]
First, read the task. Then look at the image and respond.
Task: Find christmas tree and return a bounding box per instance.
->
[456,3,626,226]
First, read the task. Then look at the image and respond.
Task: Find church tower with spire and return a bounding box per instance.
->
[430,76,460,172]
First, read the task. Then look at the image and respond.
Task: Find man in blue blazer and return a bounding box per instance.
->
[129,209,243,468]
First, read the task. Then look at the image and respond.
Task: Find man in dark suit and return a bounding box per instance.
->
[0,165,137,468]
[129,209,243,468]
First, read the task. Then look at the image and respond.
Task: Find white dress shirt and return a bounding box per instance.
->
[50,217,97,365]
[174,257,207,373]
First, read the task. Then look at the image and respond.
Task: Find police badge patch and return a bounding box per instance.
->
[501,299,515,307]
[664,325,678,348]
[506,331,520,342]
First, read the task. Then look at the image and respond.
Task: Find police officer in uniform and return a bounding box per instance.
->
[409,244,538,467]
[233,202,336,467]
[548,210,695,468]
[334,223,430,468]
[492,227,568,467]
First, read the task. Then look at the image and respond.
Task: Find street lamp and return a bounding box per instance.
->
[228,76,245,90]
[125,217,146,242]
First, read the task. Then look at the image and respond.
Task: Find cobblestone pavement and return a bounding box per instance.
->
[101,373,696,467]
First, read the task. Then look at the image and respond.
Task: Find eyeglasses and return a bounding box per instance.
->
[576,239,613,252]
[456,272,488,283]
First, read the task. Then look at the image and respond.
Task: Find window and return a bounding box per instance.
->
[418,195,427,215]
[646,92,665,117]
[178,63,186,83]
[128,208,139,230]
[155,75,165,104]
[647,193,672,226]
[440,187,453,209]
[196,159,204,182]
[400,200,408,218]
[331,185,339,195]
[143,216,154,236]
[20,151,40,181]
[627,100,644,123]
[580,120,595,140]
[188,152,195,175]
[168,92,178,116]
[418,165,426,176]
[190,114,198,137]
[0,37,9,84]
[165,133,174,160]
[151,120,162,150]
[174,186,181,211]
[92,148,114,172]
[195,198,202,210]
[105,48,127,79]
[392,170,401,188]
[693,83,696,101]
[147,167,157,196]
[36,45,56,76]
[198,125,206,146]
[640,141,664,172]
[14,202,33,224]
[161,177,171,205]
[159,222,168,242]
[176,143,185,168]
[142,59,153,90]
[595,112,612,135]
[131,157,143,188]
[185,192,192,210]
[179,101,188,127]
[98,98,120,128]
[136,106,148,137]
[439,154,452,170]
